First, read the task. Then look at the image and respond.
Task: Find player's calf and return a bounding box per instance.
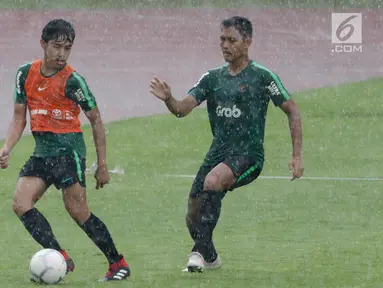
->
[13,177,65,252]
[185,197,200,238]
[62,182,90,224]
[79,212,131,281]
[63,185,116,263]
[19,207,63,252]
[63,183,130,280]
[186,192,222,263]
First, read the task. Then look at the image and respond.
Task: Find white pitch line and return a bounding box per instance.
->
[164,174,383,181]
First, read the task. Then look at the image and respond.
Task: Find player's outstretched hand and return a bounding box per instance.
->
[289,156,304,181]
[150,76,171,101]
[0,147,10,169]
[94,164,110,189]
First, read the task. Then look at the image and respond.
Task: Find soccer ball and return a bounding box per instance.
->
[29,249,67,284]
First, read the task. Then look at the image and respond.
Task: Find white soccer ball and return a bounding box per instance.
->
[29,248,67,284]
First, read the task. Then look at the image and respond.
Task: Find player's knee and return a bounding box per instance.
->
[12,195,31,217]
[203,173,223,191]
[12,199,22,216]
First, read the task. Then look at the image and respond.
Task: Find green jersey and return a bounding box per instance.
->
[14,62,97,158]
[188,60,291,167]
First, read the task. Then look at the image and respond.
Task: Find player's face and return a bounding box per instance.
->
[41,38,73,69]
[220,27,251,63]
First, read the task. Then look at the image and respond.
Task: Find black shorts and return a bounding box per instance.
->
[19,151,86,190]
[189,155,262,198]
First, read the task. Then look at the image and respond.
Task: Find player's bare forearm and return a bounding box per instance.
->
[280,99,302,158]
[288,110,302,158]
[93,123,107,167]
[4,118,26,152]
[4,104,27,152]
[150,77,197,117]
[85,107,107,167]
[164,95,184,117]
[164,95,198,118]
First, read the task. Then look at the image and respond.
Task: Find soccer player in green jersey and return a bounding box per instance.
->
[150,16,304,272]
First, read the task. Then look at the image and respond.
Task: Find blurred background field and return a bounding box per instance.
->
[0,0,382,287]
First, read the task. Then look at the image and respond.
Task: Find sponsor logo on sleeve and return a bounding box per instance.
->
[267,81,281,96]
[74,88,85,102]
[16,71,22,94]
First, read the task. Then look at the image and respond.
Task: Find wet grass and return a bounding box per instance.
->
[0,77,383,287]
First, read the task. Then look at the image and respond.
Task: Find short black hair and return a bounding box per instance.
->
[41,19,76,43]
[221,16,253,39]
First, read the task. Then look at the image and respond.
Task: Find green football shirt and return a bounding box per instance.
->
[188,60,291,167]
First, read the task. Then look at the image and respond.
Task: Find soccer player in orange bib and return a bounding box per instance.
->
[0,19,130,282]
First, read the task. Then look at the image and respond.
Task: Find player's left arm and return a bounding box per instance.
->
[265,71,303,180]
[279,99,303,162]
[65,72,109,189]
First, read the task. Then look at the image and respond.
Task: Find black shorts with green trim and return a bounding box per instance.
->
[19,151,86,190]
[189,155,262,198]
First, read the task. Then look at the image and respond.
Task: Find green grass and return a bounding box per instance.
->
[0,77,383,287]
[0,0,381,8]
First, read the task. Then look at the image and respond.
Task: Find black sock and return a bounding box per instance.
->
[189,191,222,262]
[20,208,62,251]
[80,213,121,264]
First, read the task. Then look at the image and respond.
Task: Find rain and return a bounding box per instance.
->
[0,0,382,287]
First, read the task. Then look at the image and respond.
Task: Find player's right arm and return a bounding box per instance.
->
[150,77,198,118]
[164,95,198,118]
[3,104,27,153]
[150,71,212,118]
[0,65,30,169]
